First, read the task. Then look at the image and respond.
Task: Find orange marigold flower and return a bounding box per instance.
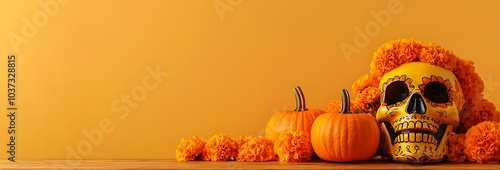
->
[353,86,380,114]
[352,74,379,94]
[447,133,467,163]
[464,121,500,164]
[274,130,313,162]
[175,136,206,161]
[204,133,238,161]
[237,136,277,162]
[369,38,422,80]
[325,99,354,113]
[461,99,500,129]
[453,59,484,98]
[419,43,458,71]
[325,100,341,113]
[236,134,255,150]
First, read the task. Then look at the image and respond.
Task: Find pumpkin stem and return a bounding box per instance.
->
[340,89,351,114]
[293,86,308,111]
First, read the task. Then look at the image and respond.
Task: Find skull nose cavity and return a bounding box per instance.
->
[406,94,426,114]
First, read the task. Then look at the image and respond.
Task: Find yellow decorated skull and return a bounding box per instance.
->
[376,62,465,162]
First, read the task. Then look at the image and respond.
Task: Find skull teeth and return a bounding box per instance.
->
[394,132,438,144]
[383,121,449,150]
[394,121,438,133]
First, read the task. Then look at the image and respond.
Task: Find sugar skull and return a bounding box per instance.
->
[376,62,465,162]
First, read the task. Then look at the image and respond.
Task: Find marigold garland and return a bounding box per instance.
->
[461,99,500,130]
[204,133,238,161]
[274,130,313,162]
[464,121,500,164]
[175,136,206,161]
[237,136,277,162]
[447,133,467,163]
[369,38,422,80]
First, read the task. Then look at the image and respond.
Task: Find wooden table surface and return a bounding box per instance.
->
[1,160,499,169]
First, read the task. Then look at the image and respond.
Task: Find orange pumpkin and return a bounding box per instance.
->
[311,89,380,162]
[265,86,325,140]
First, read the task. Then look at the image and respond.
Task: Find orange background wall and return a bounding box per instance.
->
[0,0,499,162]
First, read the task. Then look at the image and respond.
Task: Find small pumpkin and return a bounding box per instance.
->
[310,89,380,162]
[265,86,325,140]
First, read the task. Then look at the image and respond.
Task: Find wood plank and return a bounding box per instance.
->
[0,160,499,169]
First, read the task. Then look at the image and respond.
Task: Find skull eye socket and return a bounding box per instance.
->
[384,81,410,105]
[418,75,455,108]
[423,82,449,103]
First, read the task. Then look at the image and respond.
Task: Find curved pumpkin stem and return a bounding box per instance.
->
[293,86,308,111]
[340,89,351,114]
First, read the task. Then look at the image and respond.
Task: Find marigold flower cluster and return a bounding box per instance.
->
[274,130,313,162]
[176,134,278,162]
[237,136,277,162]
[464,121,500,164]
